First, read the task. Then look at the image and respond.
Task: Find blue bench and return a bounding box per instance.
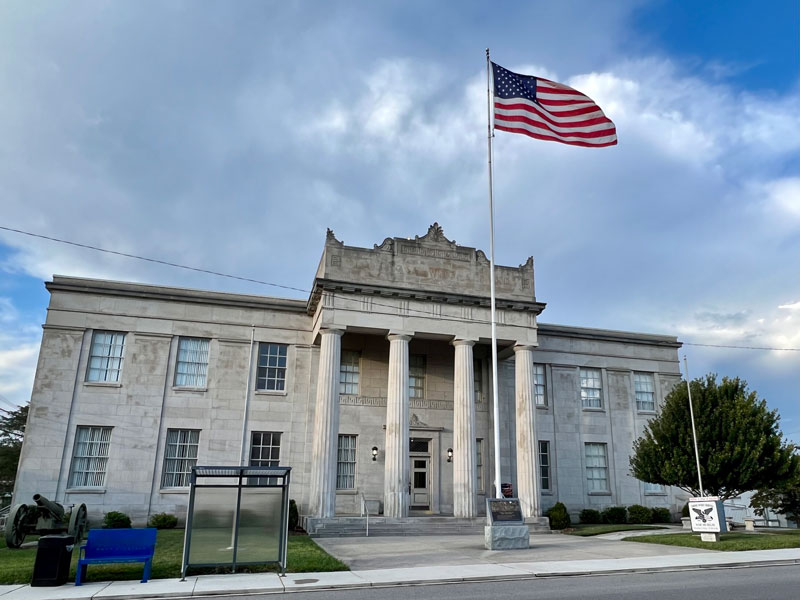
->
[75,528,157,586]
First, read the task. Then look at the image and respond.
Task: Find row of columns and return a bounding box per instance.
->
[308,329,539,520]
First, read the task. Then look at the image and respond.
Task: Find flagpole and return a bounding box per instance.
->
[683,355,705,497]
[486,48,502,499]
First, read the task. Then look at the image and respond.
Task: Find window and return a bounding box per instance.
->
[473,359,483,403]
[409,354,425,399]
[476,438,484,493]
[175,337,210,387]
[634,372,656,412]
[643,481,665,494]
[161,429,200,487]
[86,331,125,382]
[250,431,281,485]
[585,443,609,492]
[534,363,546,406]
[337,434,357,489]
[68,426,112,488]
[580,368,602,409]
[539,440,551,491]
[339,351,360,395]
[256,343,288,391]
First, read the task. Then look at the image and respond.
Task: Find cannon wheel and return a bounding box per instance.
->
[4,504,29,549]
[68,504,88,543]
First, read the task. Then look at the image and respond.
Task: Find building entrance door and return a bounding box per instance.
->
[410,457,429,509]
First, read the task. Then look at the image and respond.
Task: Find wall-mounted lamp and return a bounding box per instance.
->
[371,446,379,461]
[447,448,453,463]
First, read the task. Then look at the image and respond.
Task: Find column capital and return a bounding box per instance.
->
[451,338,477,347]
[387,331,413,342]
[513,344,535,353]
[319,328,345,337]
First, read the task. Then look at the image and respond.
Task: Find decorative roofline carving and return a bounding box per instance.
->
[374,237,394,251]
[326,228,344,247]
[520,256,533,269]
[415,222,456,247]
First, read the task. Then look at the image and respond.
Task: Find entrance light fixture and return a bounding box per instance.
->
[447,448,453,462]
[371,446,379,461]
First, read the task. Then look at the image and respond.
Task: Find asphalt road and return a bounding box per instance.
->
[219,565,800,600]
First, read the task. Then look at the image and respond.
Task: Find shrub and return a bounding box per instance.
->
[103,511,132,529]
[601,506,627,524]
[545,502,571,530]
[627,504,651,524]
[289,499,299,531]
[148,512,178,529]
[681,502,690,518]
[651,507,672,523]
[579,509,602,524]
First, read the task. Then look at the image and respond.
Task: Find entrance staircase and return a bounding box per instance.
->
[303,515,551,538]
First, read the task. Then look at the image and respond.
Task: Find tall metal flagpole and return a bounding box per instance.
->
[486,48,502,499]
[683,355,705,497]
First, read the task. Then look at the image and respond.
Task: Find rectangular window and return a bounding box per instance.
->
[68,426,112,488]
[643,481,665,494]
[580,368,603,409]
[473,359,483,403]
[250,431,281,485]
[256,343,288,391]
[634,372,656,412]
[585,443,609,492]
[476,438,484,494]
[175,337,210,387]
[539,440,551,491]
[534,363,547,406]
[339,351,360,395]
[337,434,357,489]
[86,331,125,382]
[409,354,426,399]
[161,429,200,487]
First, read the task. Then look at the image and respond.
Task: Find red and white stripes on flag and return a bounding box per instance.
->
[491,62,617,148]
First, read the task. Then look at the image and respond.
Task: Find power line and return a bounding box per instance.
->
[3,225,799,352]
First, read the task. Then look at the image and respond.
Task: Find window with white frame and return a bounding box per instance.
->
[580,368,603,409]
[643,481,665,494]
[339,351,360,395]
[86,331,125,382]
[256,343,288,391]
[161,429,200,487]
[175,337,210,387]
[68,426,112,488]
[473,359,483,403]
[534,363,547,406]
[539,440,551,491]
[409,354,425,399]
[476,438,484,494]
[249,431,281,485]
[634,372,656,412]
[585,442,609,492]
[337,434,357,489]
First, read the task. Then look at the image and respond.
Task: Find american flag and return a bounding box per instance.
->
[491,62,617,148]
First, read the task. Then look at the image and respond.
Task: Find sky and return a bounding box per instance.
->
[0,1,798,443]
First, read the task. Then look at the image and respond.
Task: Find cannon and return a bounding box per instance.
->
[3,494,88,549]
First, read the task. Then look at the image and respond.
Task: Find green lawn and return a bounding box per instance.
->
[565,524,669,536]
[624,529,800,551]
[0,530,348,585]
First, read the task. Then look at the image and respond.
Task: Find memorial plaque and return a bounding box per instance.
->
[486,498,524,525]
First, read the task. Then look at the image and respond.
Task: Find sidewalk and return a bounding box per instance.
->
[2,535,799,599]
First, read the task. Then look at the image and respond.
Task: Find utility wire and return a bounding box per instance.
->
[2,224,799,352]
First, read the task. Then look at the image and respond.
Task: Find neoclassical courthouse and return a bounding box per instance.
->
[14,224,686,527]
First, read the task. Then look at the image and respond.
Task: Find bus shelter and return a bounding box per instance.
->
[181,465,291,578]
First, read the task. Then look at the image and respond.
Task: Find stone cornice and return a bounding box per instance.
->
[537,322,682,348]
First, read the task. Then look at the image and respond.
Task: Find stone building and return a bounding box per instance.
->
[13,224,685,527]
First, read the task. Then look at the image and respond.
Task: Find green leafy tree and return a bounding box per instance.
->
[750,463,800,525]
[630,375,797,500]
[0,404,28,496]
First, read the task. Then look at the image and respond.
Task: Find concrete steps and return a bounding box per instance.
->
[303,516,551,538]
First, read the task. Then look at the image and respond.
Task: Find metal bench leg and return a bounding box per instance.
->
[75,562,86,586]
[142,558,152,583]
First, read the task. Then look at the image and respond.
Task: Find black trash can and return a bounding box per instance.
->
[31,534,75,587]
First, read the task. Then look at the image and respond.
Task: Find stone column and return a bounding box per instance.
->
[452,339,477,517]
[309,329,343,518]
[384,333,411,518]
[514,344,540,519]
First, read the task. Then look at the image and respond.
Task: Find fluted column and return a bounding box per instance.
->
[514,344,540,519]
[309,329,343,517]
[452,339,477,517]
[384,333,411,518]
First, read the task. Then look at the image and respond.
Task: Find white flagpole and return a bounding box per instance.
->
[486,48,503,499]
[683,355,705,497]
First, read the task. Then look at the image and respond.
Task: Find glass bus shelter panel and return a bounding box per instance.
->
[188,487,238,566]
[236,487,283,564]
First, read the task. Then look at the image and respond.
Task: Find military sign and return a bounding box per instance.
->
[688,497,727,533]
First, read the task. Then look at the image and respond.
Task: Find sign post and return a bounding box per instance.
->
[688,496,727,542]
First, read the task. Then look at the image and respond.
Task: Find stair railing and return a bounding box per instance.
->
[359,492,369,537]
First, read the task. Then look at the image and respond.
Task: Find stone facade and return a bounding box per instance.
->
[12,224,685,525]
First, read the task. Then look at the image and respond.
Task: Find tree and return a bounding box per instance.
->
[630,375,798,500]
[750,462,800,525]
[0,404,28,496]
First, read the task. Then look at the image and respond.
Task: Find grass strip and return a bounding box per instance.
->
[565,524,669,537]
[624,530,800,551]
